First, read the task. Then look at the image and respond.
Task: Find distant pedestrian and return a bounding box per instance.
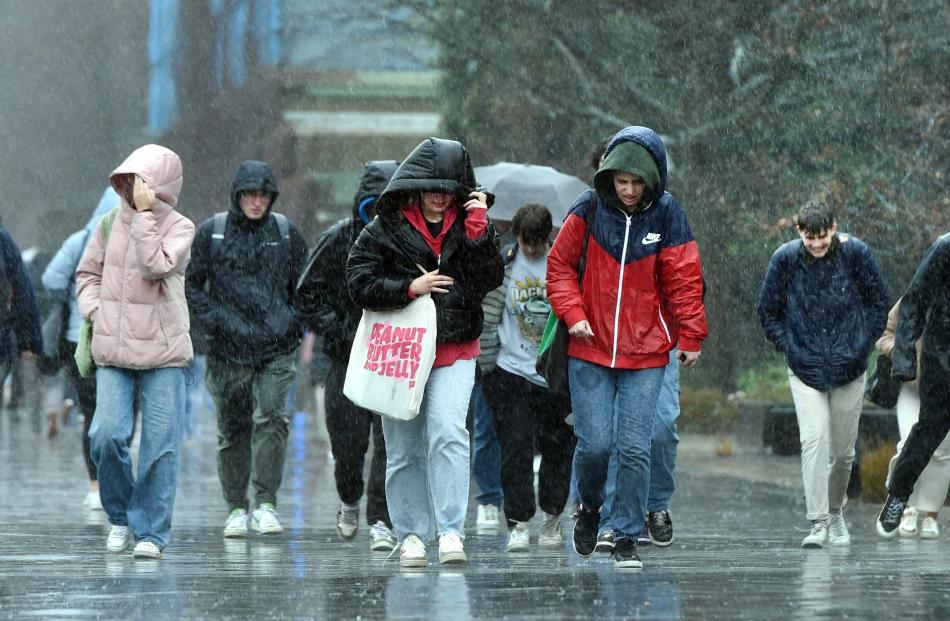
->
[77,144,195,559]
[186,160,308,539]
[297,160,398,551]
[480,203,576,553]
[547,126,707,569]
[346,138,504,567]
[41,187,120,510]
[0,223,42,403]
[877,234,950,537]
[757,200,889,548]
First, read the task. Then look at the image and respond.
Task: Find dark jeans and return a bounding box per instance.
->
[325,359,391,527]
[63,340,98,480]
[206,352,297,510]
[890,351,950,498]
[482,366,576,526]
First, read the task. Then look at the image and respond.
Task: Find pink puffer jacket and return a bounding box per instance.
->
[76,144,195,369]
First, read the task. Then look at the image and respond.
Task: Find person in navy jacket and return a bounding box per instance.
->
[757,200,888,549]
[547,126,707,569]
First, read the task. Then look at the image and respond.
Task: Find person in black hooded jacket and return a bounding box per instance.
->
[296,160,398,551]
[185,160,308,538]
[346,138,504,567]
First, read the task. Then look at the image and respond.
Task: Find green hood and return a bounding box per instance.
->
[593,142,661,211]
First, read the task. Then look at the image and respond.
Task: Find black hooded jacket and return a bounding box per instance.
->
[186,161,308,366]
[345,139,504,344]
[296,160,399,361]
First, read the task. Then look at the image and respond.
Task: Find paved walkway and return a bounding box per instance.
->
[0,405,948,620]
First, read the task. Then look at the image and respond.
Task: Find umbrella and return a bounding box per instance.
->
[474,162,591,225]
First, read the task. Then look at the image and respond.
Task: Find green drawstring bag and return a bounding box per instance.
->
[74,207,119,379]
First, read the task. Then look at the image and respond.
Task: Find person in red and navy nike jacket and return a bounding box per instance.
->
[547,126,707,568]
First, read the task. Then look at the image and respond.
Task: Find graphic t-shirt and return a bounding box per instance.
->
[497,250,550,386]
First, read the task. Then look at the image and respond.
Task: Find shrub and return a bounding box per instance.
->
[735,359,793,403]
[859,439,896,503]
[679,387,737,434]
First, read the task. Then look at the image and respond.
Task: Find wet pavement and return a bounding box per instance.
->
[1,404,948,620]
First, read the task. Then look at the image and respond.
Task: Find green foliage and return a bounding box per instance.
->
[736,358,793,402]
[679,387,738,434]
[429,0,950,388]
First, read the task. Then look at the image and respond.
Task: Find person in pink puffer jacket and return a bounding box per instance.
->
[76,144,195,560]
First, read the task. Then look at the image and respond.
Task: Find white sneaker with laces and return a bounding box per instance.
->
[899,506,918,537]
[506,522,531,552]
[106,525,131,553]
[801,521,828,549]
[336,504,359,540]
[920,516,940,539]
[369,521,398,551]
[83,491,103,511]
[828,511,851,546]
[251,503,283,534]
[132,541,161,559]
[538,512,563,548]
[399,534,427,567]
[223,508,248,538]
[476,504,499,528]
[438,533,466,564]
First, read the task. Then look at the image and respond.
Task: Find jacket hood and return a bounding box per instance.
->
[594,126,669,205]
[353,160,399,225]
[375,138,493,223]
[110,144,183,207]
[230,160,280,217]
[85,187,121,232]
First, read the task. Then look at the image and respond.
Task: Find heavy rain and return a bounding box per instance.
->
[0,0,948,619]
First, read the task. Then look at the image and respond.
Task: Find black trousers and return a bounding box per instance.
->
[62,341,98,481]
[325,359,391,527]
[890,351,950,498]
[481,366,576,526]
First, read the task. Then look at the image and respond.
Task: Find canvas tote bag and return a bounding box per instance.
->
[344,290,438,420]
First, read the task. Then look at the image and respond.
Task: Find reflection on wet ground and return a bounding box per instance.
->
[0,407,947,619]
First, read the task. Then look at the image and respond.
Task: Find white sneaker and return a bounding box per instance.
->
[506,522,531,552]
[251,503,283,534]
[828,511,851,546]
[801,521,828,549]
[538,512,564,548]
[223,508,248,538]
[899,506,919,537]
[369,521,398,552]
[132,541,161,559]
[336,504,359,540]
[920,516,940,540]
[476,504,499,528]
[438,533,466,564]
[399,534,427,567]
[83,491,103,511]
[106,525,131,553]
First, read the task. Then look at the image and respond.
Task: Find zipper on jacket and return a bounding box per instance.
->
[657,306,672,343]
[610,213,632,368]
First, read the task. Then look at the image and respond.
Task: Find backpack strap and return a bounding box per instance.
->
[211,212,228,255]
[272,212,290,243]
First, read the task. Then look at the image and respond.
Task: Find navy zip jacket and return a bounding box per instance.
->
[757,234,889,390]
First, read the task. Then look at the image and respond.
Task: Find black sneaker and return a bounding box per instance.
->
[572,506,600,557]
[877,494,908,539]
[611,538,643,569]
[594,529,615,553]
[647,510,674,547]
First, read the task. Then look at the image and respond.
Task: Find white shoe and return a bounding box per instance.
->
[369,521,398,552]
[828,511,851,546]
[223,508,248,538]
[106,525,131,553]
[476,504,499,528]
[399,534,427,567]
[801,521,828,549]
[506,522,531,552]
[251,503,283,534]
[899,506,918,537]
[438,533,466,564]
[336,504,359,540]
[83,491,103,511]
[920,516,940,540]
[539,512,564,548]
[132,541,161,559]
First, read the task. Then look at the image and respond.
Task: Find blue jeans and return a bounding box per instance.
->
[90,366,187,550]
[601,351,681,531]
[381,359,475,542]
[470,378,503,507]
[569,357,663,541]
